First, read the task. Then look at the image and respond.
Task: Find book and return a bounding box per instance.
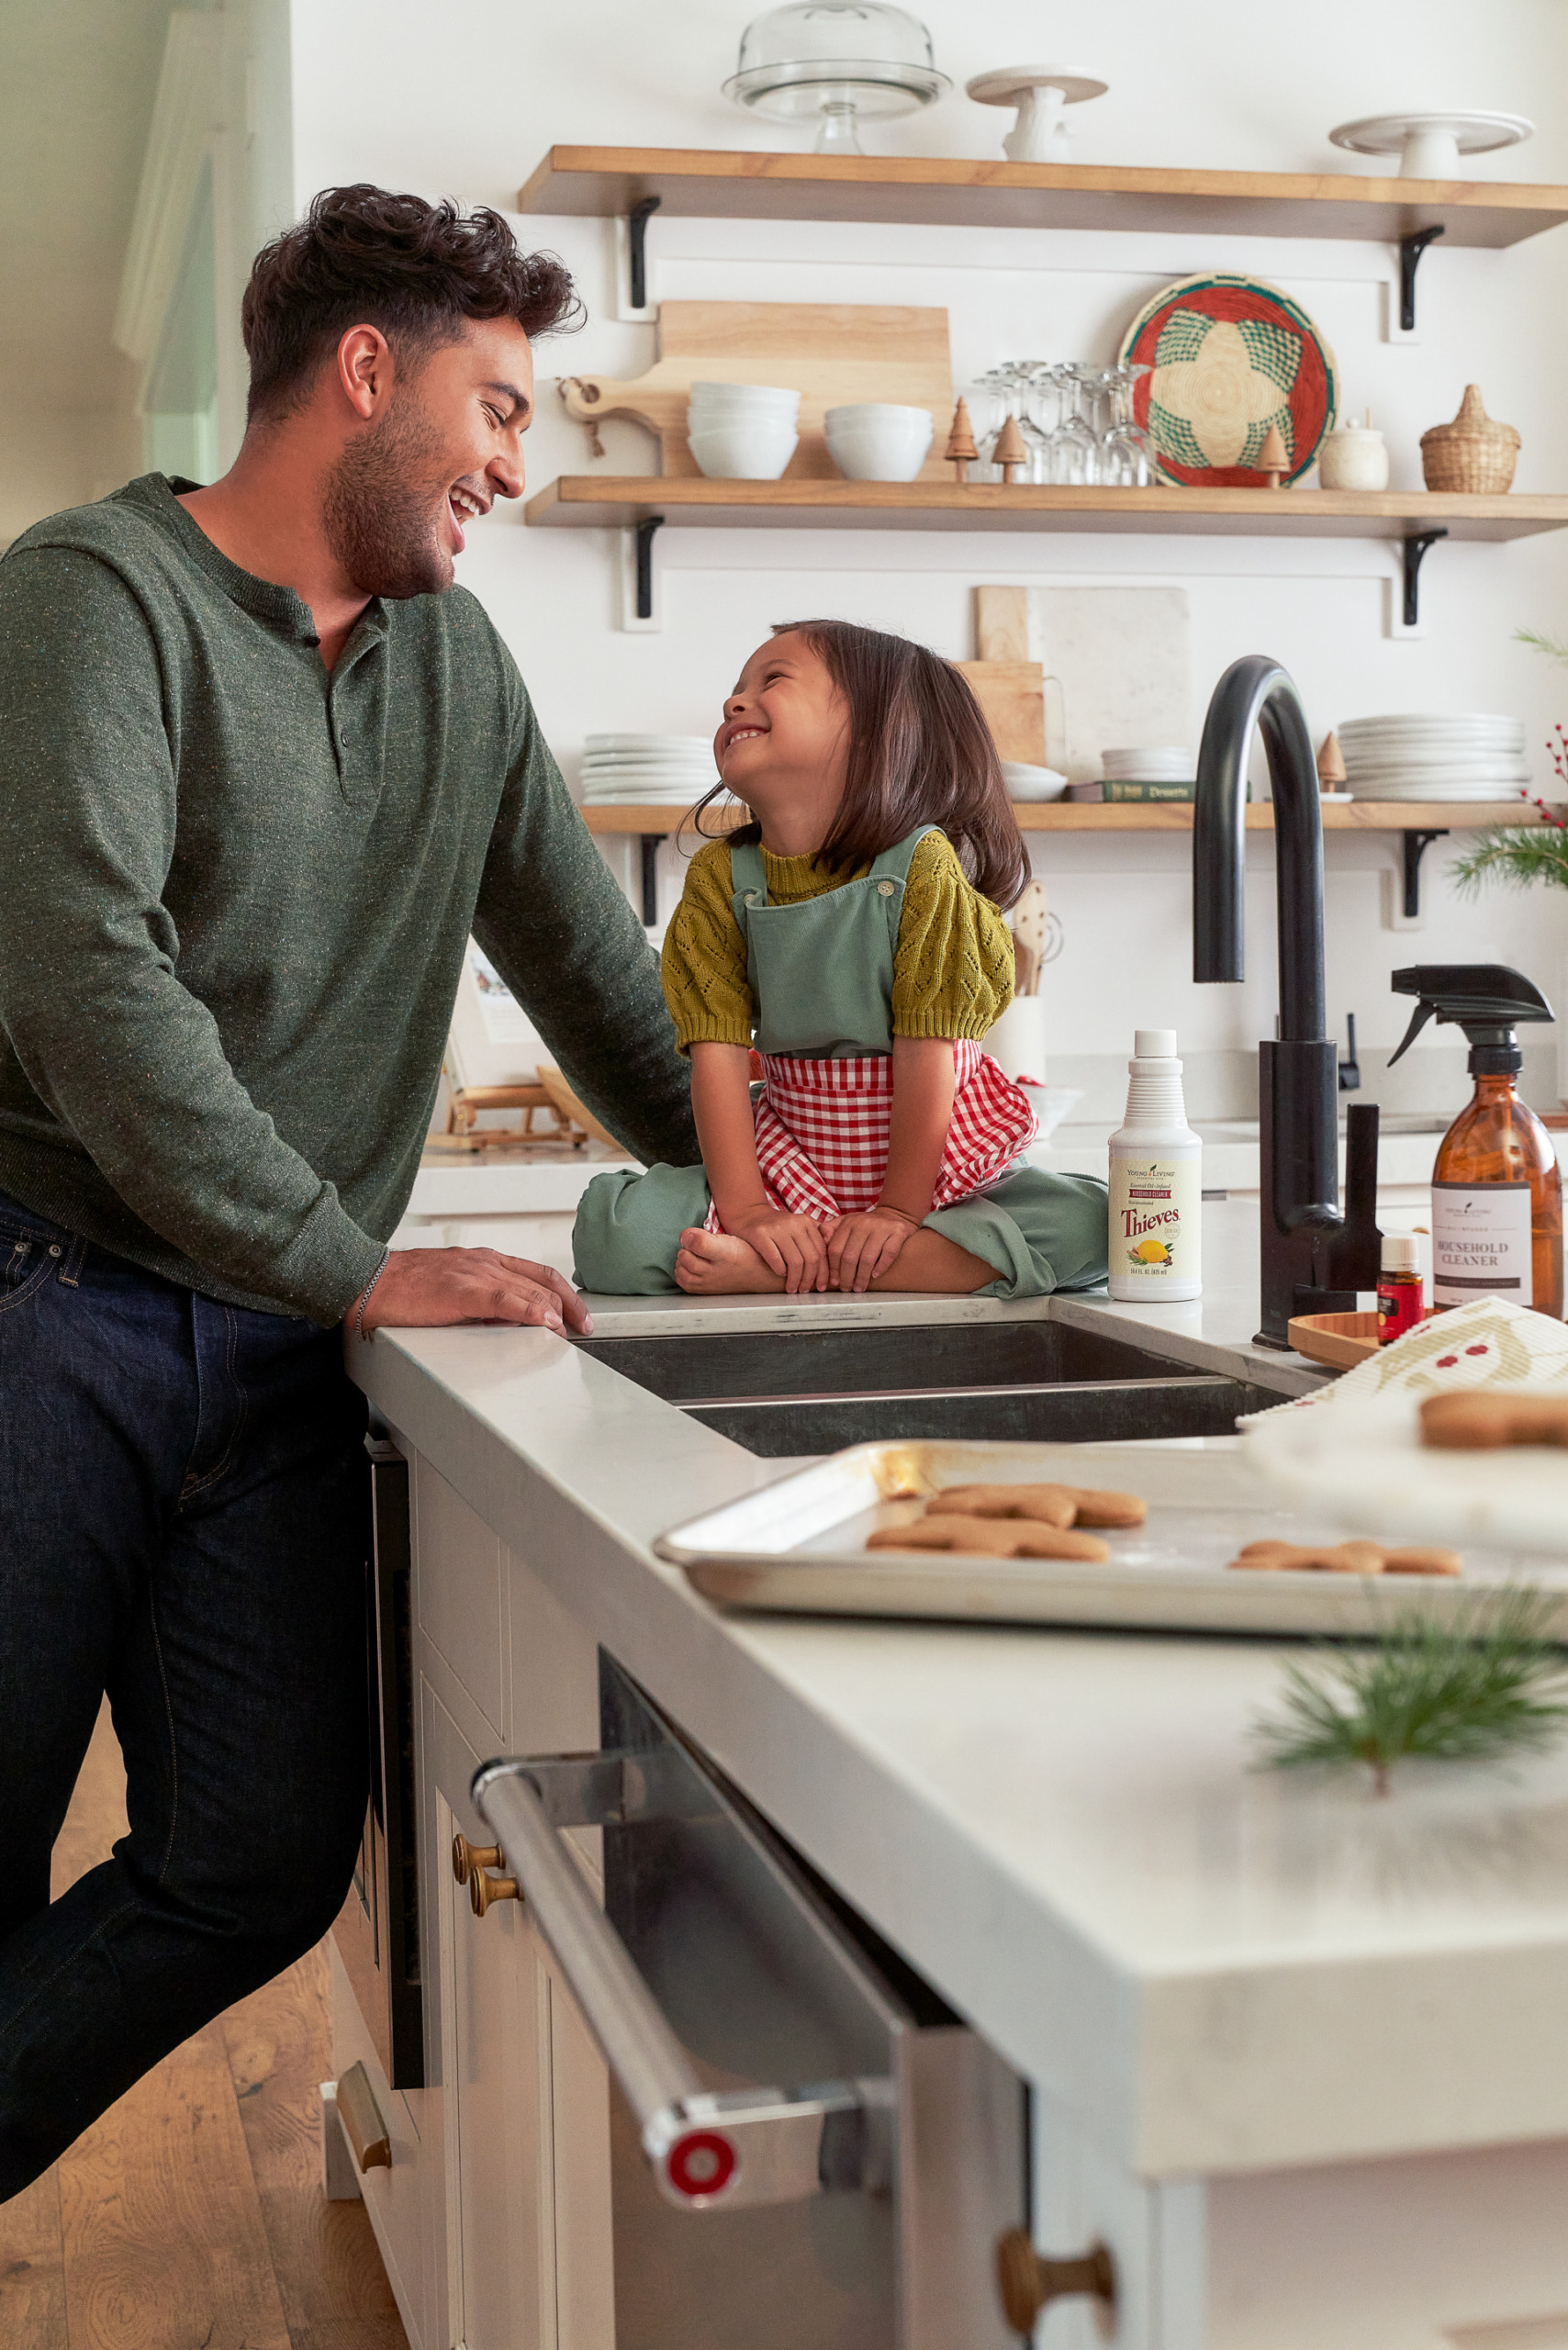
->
[1103,780,1195,802]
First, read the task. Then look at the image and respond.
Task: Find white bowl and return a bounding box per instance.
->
[824,403,934,431]
[1001,763,1069,802]
[826,444,930,483]
[689,401,801,425]
[824,418,935,483]
[1019,1084,1085,1144]
[689,381,800,406]
[688,424,799,481]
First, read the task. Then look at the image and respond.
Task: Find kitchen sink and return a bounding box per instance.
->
[576,1321,1282,1459]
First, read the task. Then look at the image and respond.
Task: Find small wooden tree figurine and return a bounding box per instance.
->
[993,412,1028,484]
[1257,420,1289,488]
[946,397,978,484]
[1316,731,1348,792]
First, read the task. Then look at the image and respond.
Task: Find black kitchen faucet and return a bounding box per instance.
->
[1192,655,1382,1348]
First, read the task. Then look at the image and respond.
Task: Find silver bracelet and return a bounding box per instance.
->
[353,1249,391,1338]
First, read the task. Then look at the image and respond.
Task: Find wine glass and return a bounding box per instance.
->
[1101,363,1157,487]
[1014,361,1058,482]
[968,368,1012,481]
[1048,365,1101,486]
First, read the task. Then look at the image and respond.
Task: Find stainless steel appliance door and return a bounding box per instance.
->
[474,1653,1023,2349]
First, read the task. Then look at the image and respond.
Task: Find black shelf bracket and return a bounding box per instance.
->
[1399,224,1445,331]
[627,196,661,311]
[1402,526,1448,626]
[633,513,664,621]
[1401,828,1448,919]
[637,833,666,926]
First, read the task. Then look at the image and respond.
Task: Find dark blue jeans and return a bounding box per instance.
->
[0,1187,369,2197]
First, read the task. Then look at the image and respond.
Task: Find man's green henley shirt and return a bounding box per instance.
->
[0,474,697,1323]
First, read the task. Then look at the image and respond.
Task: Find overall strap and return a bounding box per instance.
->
[868,822,945,889]
[728,835,769,907]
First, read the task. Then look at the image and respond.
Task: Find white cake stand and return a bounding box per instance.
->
[1328,110,1534,178]
[966,66,1108,162]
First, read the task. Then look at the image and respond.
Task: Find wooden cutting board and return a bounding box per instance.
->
[560,300,953,481]
[974,583,1192,782]
[956,661,1047,766]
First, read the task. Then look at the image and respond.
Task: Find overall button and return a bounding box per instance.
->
[48,1244,62,1259]
[877,880,895,897]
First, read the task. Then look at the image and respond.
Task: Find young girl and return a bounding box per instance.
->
[574,620,1108,1300]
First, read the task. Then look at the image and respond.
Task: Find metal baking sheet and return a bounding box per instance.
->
[655,1439,1566,1639]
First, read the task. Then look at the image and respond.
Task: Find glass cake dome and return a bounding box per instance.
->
[723,3,949,153]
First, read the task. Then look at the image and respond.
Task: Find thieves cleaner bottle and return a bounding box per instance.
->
[1108,1029,1202,1302]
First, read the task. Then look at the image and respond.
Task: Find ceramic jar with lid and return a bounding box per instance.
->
[1318,417,1390,491]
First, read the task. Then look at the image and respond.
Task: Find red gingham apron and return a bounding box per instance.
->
[704,823,1038,1231]
[707,1041,1038,1228]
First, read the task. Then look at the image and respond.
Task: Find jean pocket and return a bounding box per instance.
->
[0,1222,59,1307]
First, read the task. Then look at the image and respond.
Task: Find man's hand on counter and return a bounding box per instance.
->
[353,1248,592,1338]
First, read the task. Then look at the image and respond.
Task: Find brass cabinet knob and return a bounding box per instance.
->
[452,1833,501,1886]
[470,1867,521,1918]
[996,2229,1116,2337]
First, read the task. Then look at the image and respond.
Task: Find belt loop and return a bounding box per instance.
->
[57,1230,88,1288]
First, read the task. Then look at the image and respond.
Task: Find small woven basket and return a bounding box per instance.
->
[1420,384,1520,494]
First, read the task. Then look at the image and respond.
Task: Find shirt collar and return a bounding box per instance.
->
[123,473,386,652]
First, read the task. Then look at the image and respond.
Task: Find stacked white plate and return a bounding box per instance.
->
[580,733,718,807]
[1338,714,1529,802]
[1101,745,1193,783]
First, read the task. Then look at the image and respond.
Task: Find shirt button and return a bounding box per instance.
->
[877,880,895,898]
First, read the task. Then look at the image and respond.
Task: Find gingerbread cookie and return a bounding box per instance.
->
[867,1516,1110,1562]
[933,1482,1147,1529]
[1421,1392,1568,1451]
[1227,1539,1462,1577]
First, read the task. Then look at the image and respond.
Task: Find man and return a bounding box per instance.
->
[0,185,696,2195]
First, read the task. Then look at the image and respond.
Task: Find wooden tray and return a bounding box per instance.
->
[1287,1310,1381,1369]
[560,299,953,481]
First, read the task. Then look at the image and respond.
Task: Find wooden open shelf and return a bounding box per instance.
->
[528,477,1568,540]
[520,146,1568,250]
[581,800,1548,836]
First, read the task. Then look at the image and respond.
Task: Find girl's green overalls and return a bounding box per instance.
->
[573,826,1109,1297]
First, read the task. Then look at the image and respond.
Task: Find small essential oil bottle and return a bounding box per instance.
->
[1377,1234,1425,1345]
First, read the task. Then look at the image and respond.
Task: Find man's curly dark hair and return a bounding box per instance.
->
[241,185,582,423]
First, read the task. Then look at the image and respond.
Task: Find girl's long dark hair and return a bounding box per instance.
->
[695,619,1030,911]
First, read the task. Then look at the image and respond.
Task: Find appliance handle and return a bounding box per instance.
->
[473,1758,888,2211]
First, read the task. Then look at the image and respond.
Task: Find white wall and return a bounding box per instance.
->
[289,0,1568,1119]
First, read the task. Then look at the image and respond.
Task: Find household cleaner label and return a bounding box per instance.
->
[1432,1181,1533,1307]
[1108,1154,1202,1294]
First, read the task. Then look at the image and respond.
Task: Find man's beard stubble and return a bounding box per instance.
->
[322,390,453,600]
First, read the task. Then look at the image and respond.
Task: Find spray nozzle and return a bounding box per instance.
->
[1388,963,1553,1071]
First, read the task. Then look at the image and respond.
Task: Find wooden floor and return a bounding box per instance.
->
[0,1706,409,2350]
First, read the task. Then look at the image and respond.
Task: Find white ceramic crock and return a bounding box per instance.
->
[1318,425,1391,491]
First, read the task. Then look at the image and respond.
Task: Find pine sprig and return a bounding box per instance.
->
[1250,1589,1568,1796]
[1451,821,1568,897]
[1513,627,1568,666]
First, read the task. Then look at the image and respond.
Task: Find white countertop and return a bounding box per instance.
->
[353,1196,1568,2182]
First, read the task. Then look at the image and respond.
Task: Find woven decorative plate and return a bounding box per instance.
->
[1117,274,1338,488]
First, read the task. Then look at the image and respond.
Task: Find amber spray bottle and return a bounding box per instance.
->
[1388,965,1562,1319]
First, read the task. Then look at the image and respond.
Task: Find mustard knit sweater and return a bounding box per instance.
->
[661,831,1014,1055]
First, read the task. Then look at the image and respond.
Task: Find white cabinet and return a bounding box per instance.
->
[336,1449,613,2350]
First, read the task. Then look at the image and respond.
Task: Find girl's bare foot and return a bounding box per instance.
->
[674,1226,785,1295]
